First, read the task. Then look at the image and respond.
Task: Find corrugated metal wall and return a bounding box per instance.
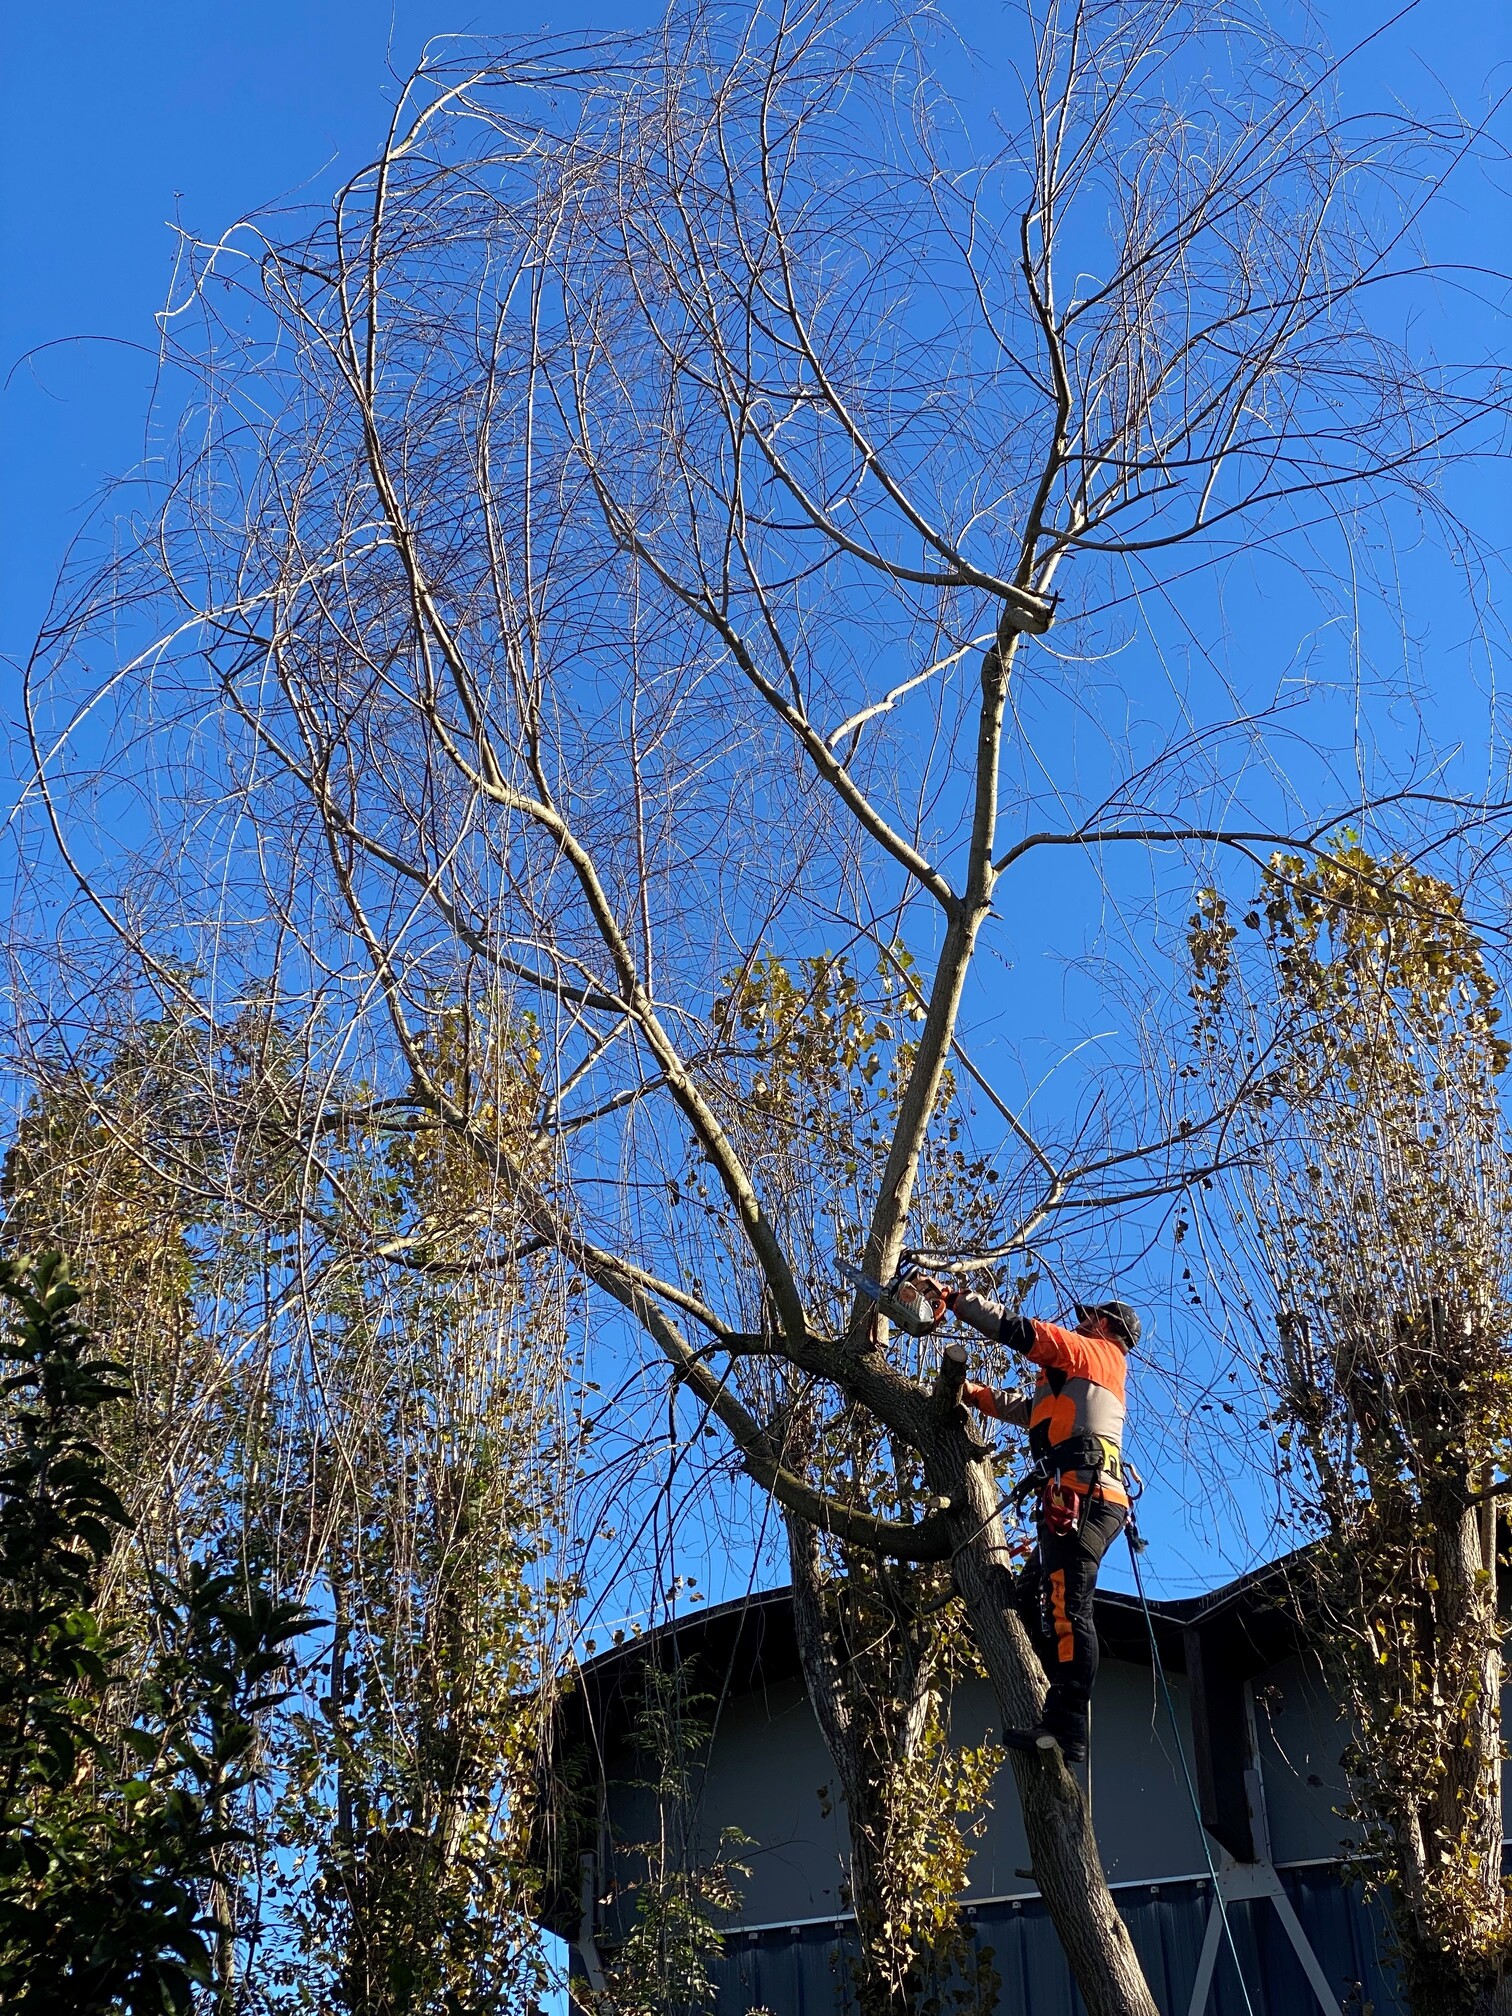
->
[701,1866,1400,2015]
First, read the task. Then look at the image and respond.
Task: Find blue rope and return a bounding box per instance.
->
[1124,1505,1261,2016]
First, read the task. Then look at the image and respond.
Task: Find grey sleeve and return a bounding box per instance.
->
[951,1290,1007,1339]
[952,1294,1038,1356]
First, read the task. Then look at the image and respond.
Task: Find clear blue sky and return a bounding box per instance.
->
[1,1,676,674]
[3,0,1506,680]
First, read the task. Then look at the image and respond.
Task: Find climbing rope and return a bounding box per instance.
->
[1124,1482,1260,2016]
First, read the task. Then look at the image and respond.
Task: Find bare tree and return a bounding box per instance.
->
[18,3,1500,2010]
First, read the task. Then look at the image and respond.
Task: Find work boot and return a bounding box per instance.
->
[999,1720,1088,1765]
[1000,1686,1090,1765]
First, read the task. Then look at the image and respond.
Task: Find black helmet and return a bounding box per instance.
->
[1075,1299,1141,1349]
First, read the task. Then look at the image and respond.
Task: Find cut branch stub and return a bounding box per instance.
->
[931,1340,970,1423]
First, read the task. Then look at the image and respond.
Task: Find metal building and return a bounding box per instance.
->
[538,1558,1427,2014]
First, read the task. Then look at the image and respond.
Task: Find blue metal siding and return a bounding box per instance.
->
[1252,1654,1358,1865]
[948,1664,1212,1899]
[692,1867,1402,2015]
[599,1656,1227,1941]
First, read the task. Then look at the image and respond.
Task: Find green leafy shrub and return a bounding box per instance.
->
[0,1252,313,2013]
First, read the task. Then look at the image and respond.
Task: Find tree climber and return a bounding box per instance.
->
[908,1280,1139,1765]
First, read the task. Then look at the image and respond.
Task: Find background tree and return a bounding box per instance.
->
[1,1014,577,2012]
[591,1665,766,2016]
[267,1071,570,2015]
[1189,843,1512,2016]
[1,1008,229,1589]
[788,1524,1005,2016]
[19,3,1505,2011]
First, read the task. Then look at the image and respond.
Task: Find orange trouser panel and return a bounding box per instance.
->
[1018,1498,1129,1699]
[1049,1568,1076,1664]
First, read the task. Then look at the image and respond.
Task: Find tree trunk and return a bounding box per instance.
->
[787,1515,922,2016]
[1392,1486,1511,2016]
[922,1345,1160,2016]
[1432,1494,1502,1904]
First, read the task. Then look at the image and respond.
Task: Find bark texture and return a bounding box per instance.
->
[1389,1475,1510,2016]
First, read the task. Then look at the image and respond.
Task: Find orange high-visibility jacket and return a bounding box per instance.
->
[958,1304,1129,1506]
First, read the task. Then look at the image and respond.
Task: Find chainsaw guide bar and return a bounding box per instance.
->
[836,1258,940,1337]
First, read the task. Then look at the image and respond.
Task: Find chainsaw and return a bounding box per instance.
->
[837,1255,949,1338]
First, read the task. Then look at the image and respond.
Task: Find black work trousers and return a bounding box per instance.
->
[1016,1496,1128,1740]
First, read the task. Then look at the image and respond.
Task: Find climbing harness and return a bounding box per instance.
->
[1009,1430,1125,1541]
[1012,1457,1096,1538]
[1124,1474,1261,2016]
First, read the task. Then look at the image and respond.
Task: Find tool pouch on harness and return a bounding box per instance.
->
[1041,1473,1081,1538]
